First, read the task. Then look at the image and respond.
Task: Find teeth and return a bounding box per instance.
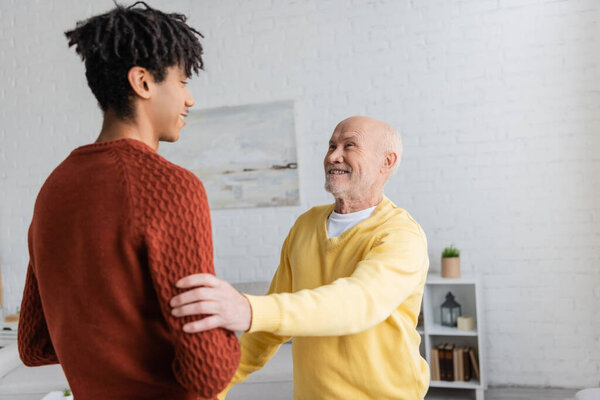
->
[329,170,348,174]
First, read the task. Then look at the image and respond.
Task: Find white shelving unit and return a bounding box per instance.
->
[420,273,486,400]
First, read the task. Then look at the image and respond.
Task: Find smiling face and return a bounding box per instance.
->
[148,65,195,142]
[324,117,389,202]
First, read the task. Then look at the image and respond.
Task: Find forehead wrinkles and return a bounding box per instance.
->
[330,128,366,143]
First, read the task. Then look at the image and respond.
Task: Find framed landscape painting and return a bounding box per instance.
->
[159,100,299,209]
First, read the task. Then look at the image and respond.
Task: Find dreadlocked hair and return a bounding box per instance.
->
[65,1,204,120]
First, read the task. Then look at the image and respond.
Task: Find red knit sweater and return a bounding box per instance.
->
[18,138,240,400]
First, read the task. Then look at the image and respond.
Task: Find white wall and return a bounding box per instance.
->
[1,0,599,388]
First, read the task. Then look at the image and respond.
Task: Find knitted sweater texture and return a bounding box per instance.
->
[18,138,240,400]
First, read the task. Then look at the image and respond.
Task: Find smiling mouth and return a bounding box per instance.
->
[328,169,350,175]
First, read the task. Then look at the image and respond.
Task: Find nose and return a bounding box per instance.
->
[325,145,343,164]
[185,88,195,108]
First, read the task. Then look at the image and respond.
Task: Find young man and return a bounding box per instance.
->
[17,3,240,399]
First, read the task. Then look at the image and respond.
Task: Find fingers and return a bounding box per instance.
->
[175,273,221,289]
[169,274,250,333]
[170,286,216,308]
[172,301,219,318]
[183,315,222,333]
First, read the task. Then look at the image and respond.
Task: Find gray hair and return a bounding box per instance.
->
[380,125,402,176]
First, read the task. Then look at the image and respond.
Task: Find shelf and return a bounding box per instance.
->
[430,380,482,389]
[426,274,477,285]
[422,273,485,398]
[428,324,477,337]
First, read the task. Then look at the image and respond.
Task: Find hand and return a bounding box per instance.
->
[170,273,252,333]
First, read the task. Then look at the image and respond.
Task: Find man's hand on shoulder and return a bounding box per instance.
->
[170,273,252,333]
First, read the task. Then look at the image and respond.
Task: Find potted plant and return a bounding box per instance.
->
[441,245,460,278]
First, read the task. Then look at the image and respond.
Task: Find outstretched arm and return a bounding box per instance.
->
[171,225,428,337]
[247,228,428,336]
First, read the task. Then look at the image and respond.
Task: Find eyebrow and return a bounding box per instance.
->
[330,134,360,144]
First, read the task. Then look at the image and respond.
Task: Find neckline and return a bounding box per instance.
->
[320,196,390,246]
[329,206,377,221]
[71,138,157,154]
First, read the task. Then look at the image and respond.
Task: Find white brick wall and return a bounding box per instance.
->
[1,0,599,388]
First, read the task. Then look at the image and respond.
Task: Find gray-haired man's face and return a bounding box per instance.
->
[323,119,383,200]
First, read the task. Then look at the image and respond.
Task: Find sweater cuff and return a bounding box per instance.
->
[244,294,282,333]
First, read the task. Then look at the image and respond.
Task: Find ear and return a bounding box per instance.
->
[127,66,153,100]
[381,152,398,173]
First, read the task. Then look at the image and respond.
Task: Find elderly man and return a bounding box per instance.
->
[170,116,430,399]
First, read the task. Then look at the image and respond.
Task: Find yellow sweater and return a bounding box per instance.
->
[220,196,430,399]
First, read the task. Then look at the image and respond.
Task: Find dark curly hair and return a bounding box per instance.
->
[65,1,204,120]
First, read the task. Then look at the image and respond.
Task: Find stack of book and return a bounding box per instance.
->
[430,344,480,382]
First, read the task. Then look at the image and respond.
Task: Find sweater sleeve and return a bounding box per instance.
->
[17,258,59,366]
[246,222,428,336]
[139,171,240,399]
[217,235,293,400]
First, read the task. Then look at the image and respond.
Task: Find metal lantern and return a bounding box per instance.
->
[441,291,462,327]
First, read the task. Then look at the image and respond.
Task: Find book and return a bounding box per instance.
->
[453,347,461,381]
[444,343,455,381]
[459,347,465,381]
[463,347,471,381]
[469,347,480,381]
[437,344,449,381]
[430,348,440,381]
[436,344,444,380]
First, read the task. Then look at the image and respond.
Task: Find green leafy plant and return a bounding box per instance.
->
[63,388,72,397]
[442,245,460,258]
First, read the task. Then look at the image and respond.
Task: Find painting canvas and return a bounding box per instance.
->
[159,100,299,209]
